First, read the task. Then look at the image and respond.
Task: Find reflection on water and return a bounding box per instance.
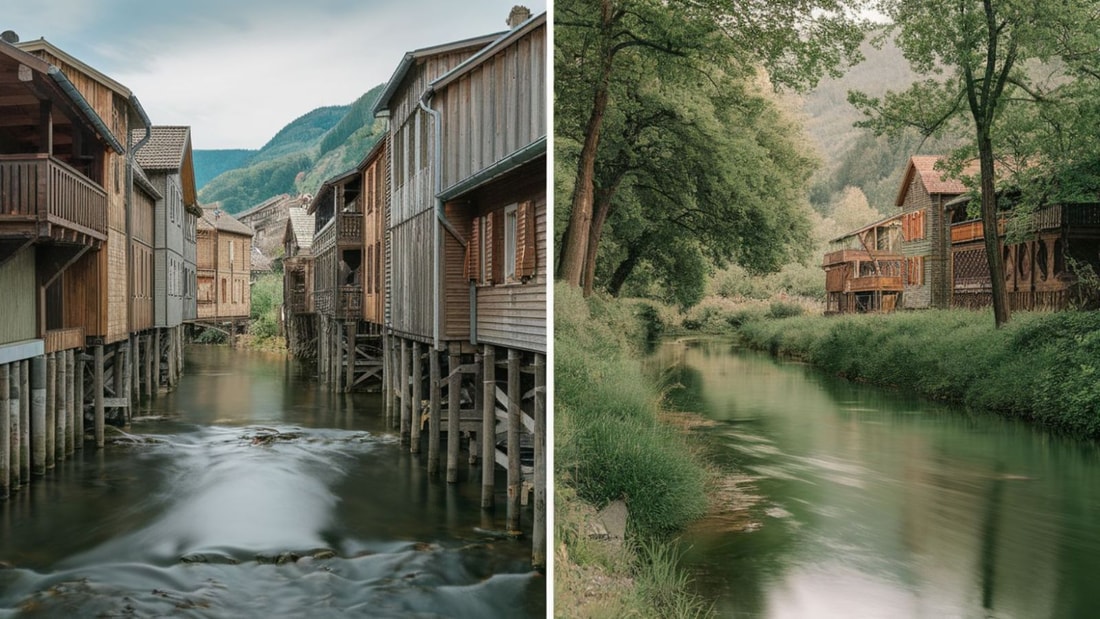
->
[648,337,1100,619]
[0,347,542,618]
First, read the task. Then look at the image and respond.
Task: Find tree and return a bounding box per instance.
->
[850,0,1100,327]
[555,0,868,294]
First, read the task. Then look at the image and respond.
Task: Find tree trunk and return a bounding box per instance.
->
[557,0,615,289]
[581,179,626,297]
[606,236,648,296]
[978,135,1010,327]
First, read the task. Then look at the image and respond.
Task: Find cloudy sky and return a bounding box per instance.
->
[6,1,547,149]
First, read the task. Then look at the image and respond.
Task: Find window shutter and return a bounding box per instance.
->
[466,216,480,281]
[516,201,537,279]
[485,212,495,284]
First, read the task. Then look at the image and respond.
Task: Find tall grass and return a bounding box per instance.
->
[738,310,1100,438]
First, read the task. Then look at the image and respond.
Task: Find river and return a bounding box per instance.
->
[0,346,544,618]
[647,337,1100,619]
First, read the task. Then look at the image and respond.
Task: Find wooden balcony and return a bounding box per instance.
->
[848,275,904,293]
[822,249,901,267]
[45,327,84,353]
[338,210,362,244]
[0,154,107,244]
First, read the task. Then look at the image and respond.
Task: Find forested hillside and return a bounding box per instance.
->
[195,83,386,213]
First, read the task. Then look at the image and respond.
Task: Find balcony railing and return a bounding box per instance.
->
[288,289,311,314]
[339,285,362,319]
[0,154,107,241]
[338,211,362,243]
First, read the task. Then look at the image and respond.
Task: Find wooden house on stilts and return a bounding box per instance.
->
[823,215,904,313]
[283,205,316,359]
[374,6,548,568]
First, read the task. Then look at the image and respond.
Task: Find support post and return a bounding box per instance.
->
[76,353,84,449]
[65,349,74,456]
[145,334,154,401]
[533,353,546,570]
[470,352,482,466]
[1,364,9,499]
[506,349,521,532]
[10,362,20,490]
[154,328,162,393]
[400,339,410,445]
[20,360,29,481]
[410,341,422,454]
[446,343,460,483]
[56,350,66,463]
[120,343,131,422]
[46,353,55,469]
[481,345,496,509]
[428,349,441,477]
[94,345,104,448]
[345,322,355,392]
[382,333,393,423]
[31,355,45,476]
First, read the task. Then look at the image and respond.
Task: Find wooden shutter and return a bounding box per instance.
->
[465,216,481,282]
[485,212,495,284]
[516,201,537,279]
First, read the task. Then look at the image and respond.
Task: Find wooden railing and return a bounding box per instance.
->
[44,327,84,353]
[822,249,901,267]
[339,285,362,319]
[338,211,362,242]
[848,276,904,293]
[288,290,310,314]
[314,220,337,254]
[314,290,333,315]
[0,154,107,239]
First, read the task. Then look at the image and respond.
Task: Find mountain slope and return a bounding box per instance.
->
[195,83,386,214]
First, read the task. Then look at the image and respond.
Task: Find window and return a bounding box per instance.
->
[504,204,518,282]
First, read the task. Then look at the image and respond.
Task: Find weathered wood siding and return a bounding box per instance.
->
[472,176,546,353]
[183,211,197,321]
[362,140,387,326]
[130,185,155,332]
[389,211,434,341]
[899,174,933,309]
[437,23,546,192]
[442,202,472,340]
[0,248,37,345]
[195,228,250,321]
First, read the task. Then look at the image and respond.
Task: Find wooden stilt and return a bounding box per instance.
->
[31,355,45,476]
[144,334,154,401]
[481,345,496,510]
[46,353,55,469]
[470,352,482,466]
[532,353,546,570]
[121,344,131,422]
[56,351,67,463]
[410,341,422,454]
[10,362,20,490]
[154,329,162,393]
[382,333,393,423]
[1,364,10,499]
[428,348,441,477]
[94,345,104,449]
[446,343,460,484]
[129,337,138,403]
[345,322,356,392]
[76,353,84,449]
[399,339,410,445]
[20,359,30,481]
[65,350,74,456]
[506,349,521,532]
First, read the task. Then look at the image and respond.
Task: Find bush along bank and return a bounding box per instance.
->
[555,284,712,618]
[737,309,1100,439]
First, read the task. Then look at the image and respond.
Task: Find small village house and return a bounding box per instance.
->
[196,206,252,327]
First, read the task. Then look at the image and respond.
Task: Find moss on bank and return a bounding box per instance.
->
[555,284,712,618]
[736,310,1100,438]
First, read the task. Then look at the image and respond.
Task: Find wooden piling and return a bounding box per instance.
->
[506,349,521,532]
[144,334,154,401]
[121,343,131,419]
[94,345,104,449]
[46,353,55,470]
[400,339,410,445]
[446,344,460,483]
[75,354,84,449]
[410,341,422,454]
[129,337,138,403]
[345,322,356,392]
[533,353,546,570]
[20,359,30,481]
[428,349,441,477]
[470,352,482,466]
[31,355,45,476]
[10,362,20,490]
[65,350,75,456]
[382,333,393,423]
[56,350,67,463]
[1,364,10,499]
[481,345,496,510]
[154,329,162,394]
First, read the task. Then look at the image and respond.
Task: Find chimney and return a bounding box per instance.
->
[507,5,531,28]
[1,30,19,44]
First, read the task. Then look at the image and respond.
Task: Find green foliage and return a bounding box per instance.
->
[249,273,283,341]
[556,284,709,536]
[253,105,350,164]
[198,153,312,214]
[737,310,1100,438]
[193,328,228,345]
[766,300,805,319]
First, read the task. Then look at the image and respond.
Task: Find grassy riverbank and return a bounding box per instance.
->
[735,309,1100,438]
[555,284,712,618]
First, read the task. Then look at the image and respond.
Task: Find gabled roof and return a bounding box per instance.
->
[371,31,504,118]
[132,126,191,170]
[306,168,360,214]
[829,213,903,244]
[431,12,546,92]
[198,206,253,237]
[285,206,315,251]
[15,38,132,98]
[895,155,980,206]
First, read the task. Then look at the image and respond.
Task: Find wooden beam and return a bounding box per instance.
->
[446,343,460,483]
[410,341,422,454]
[428,348,441,477]
[506,349,521,532]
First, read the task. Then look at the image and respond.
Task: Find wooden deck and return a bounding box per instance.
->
[0,155,107,243]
